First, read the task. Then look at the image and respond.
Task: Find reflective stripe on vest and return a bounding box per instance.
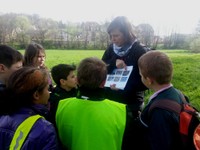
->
[9,115,43,150]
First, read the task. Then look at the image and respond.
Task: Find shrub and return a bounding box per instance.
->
[190,37,200,53]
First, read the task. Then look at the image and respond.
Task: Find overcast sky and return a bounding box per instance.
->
[0,0,199,36]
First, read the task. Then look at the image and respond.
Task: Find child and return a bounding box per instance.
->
[0,67,58,149]
[48,64,77,126]
[56,57,135,150]
[0,45,23,91]
[138,51,185,149]
[24,43,54,91]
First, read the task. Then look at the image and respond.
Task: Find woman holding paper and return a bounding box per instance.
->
[102,16,148,117]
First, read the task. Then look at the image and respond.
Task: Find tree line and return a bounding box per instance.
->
[0,13,200,52]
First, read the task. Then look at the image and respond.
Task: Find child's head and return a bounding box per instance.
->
[7,67,50,109]
[0,45,23,84]
[77,57,107,89]
[1,66,49,115]
[24,43,46,68]
[138,51,173,87]
[51,64,77,90]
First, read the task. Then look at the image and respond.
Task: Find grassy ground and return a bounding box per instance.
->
[45,50,104,69]
[20,49,200,110]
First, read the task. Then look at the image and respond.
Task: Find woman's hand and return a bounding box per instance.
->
[116,59,127,69]
[110,84,119,91]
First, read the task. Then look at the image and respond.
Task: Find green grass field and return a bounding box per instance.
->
[20,49,200,110]
[45,50,104,68]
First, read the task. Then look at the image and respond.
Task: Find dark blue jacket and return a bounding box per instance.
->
[0,104,59,150]
[140,87,183,150]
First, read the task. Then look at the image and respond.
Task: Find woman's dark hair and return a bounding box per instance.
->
[107,16,136,43]
[0,67,48,114]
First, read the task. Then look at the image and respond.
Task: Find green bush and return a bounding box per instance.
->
[190,37,200,53]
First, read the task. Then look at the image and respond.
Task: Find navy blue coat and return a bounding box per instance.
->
[140,87,183,150]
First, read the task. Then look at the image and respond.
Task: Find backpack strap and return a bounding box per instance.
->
[149,99,182,115]
[148,90,187,115]
[9,114,44,150]
[175,89,190,104]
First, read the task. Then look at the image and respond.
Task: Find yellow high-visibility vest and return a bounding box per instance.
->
[56,98,126,150]
[9,114,43,150]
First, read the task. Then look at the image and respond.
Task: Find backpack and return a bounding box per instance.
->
[194,124,200,150]
[148,91,200,150]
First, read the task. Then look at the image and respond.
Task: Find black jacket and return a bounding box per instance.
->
[102,41,148,112]
[48,86,77,126]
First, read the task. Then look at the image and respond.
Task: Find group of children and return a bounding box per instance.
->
[1,42,196,150]
[0,16,198,150]
[0,44,58,149]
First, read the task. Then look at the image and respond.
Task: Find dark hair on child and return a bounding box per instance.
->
[0,45,23,68]
[51,64,76,86]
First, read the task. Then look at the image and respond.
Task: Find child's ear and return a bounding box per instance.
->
[99,80,106,88]
[0,64,7,72]
[60,79,66,85]
[146,77,153,85]
[33,91,40,103]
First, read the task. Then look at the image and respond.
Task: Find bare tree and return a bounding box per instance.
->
[136,23,154,47]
